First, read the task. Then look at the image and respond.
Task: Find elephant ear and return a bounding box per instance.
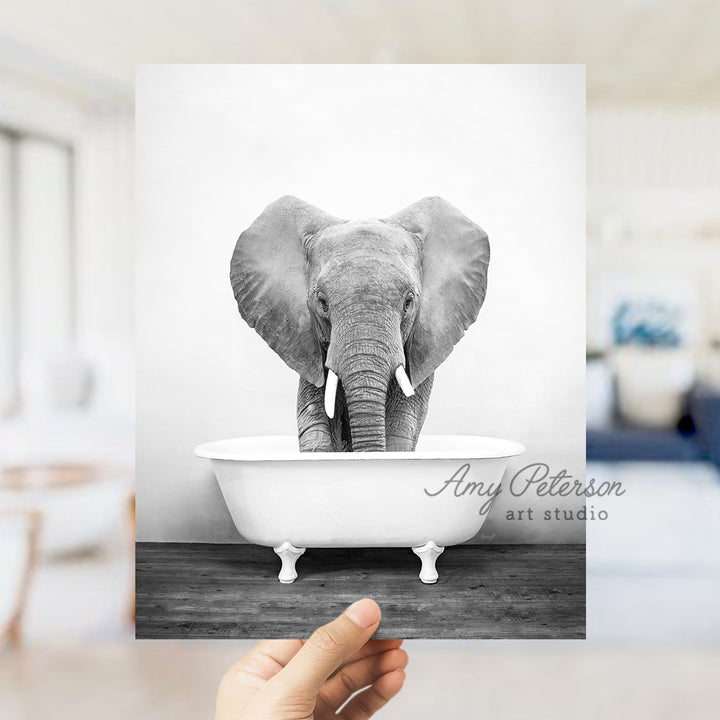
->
[385,197,490,388]
[230,196,342,388]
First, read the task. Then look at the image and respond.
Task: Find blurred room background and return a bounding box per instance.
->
[0,26,135,650]
[1,1,719,718]
[586,104,720,643]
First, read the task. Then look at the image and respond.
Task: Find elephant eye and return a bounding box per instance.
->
[403,293,415,313]
[317,295,329,314]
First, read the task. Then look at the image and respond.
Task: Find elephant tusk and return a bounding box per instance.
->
[395,366,415,397]
[324,370,339,419]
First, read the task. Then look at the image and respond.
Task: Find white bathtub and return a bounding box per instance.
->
[195,435,525,583]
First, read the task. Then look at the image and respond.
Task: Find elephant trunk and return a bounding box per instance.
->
[341,360,389,451]
[326,308,404,452]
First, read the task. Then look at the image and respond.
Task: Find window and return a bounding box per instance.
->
[0,128,74,416]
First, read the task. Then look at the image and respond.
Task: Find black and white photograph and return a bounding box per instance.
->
[3,3,720,720]
[135,64,586,639]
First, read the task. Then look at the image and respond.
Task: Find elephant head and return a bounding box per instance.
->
[230,196,490,451]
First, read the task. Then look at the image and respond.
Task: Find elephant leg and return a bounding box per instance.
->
[385,373,434,451]
[297,378,334,451]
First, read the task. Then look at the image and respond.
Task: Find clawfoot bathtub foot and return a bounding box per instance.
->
[412,541,444,584]
[274,542,306,583]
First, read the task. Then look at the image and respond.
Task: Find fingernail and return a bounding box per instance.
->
[345,598,380,628]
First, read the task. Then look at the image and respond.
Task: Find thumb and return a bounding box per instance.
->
[269,598,381,699]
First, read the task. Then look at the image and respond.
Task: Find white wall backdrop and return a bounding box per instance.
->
[136,64,586,543]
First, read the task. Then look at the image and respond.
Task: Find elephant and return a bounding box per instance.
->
[230,195,490,452]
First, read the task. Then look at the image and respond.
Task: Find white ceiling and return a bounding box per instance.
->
[0,0,718,105]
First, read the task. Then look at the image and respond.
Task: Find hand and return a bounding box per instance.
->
[215,598,407,719]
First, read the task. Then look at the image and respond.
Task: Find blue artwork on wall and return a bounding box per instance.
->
[612,300,684,347]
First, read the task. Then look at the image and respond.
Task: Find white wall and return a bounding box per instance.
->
[136,64,586,543]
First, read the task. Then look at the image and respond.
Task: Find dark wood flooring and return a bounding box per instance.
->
[136,543,585,639]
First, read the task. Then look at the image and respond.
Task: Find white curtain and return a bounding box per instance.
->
[0,133,15,414]
[16,138,74,356]
[74,110,135,418]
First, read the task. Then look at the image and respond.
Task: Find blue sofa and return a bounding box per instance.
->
[587,384,720,466]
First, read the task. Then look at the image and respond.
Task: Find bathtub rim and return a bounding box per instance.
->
[194,434,526,462]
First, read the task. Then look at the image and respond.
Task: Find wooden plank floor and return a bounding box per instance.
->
[136,543,585,639]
